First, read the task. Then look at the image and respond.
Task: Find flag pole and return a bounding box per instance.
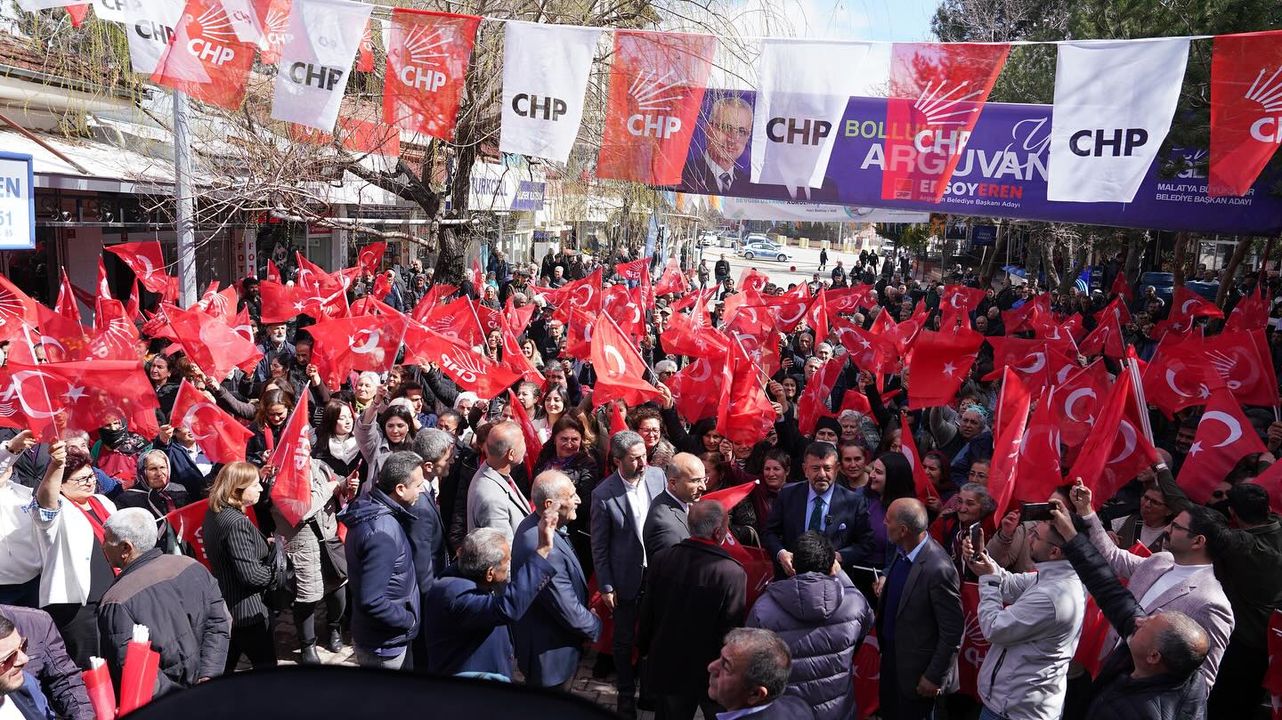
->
[21,324,60,441]
[1124,353,1155,445]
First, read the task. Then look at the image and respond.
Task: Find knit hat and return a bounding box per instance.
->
[814,416,842,438]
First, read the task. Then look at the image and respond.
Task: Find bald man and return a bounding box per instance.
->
[466,421,532,541]
[643,453,708,561]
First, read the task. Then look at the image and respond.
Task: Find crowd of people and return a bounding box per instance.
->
[0,239,1279,720]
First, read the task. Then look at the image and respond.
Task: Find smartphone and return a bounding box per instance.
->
[968,523,983,561]
[1021,502,1054,522]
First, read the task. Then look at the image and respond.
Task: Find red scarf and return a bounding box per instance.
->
[73,496,120,576]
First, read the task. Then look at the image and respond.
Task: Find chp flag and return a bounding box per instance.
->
[122,0,186,75]
[270,0,373,132]
[1208,30,1282,197]
[881,42,1009,203]
[152,0,257,109]
[383,8,481,139]
[751,39,873,191]
[500,21,602,163]
[1047,38,1190,203]
[596,30,716,184]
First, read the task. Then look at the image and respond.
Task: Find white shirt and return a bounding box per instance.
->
[702,151,736,192]
[1137,523,1168,548]
[623,475,652,564]
[1138,563,1211,609]
[184,443,214,477]
[0,480,41,585]
[663,488,689,512]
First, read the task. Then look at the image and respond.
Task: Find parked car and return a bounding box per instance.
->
[740,240,791,262]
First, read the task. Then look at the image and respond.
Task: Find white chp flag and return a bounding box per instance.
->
[1047,38,1190,203]
[219,0,263,43]
[89,0,127,23]
[500,21,601,163]
[15,0,81,10]
[270,0,372,132]
[751,39,873,191]
[121,0,185,75]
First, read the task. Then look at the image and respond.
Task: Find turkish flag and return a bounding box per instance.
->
[827,284,878,314]
[1079,309,1126,359]
[805,291,831,346]
[106,241,174,296]
[257,280,304,324]
[596,30,716,184]
[1227,285,1269,332]
[987,369,1033,520]
[507,389,542,478]
[0,360,159,440]
[761,295,811,333]
[654,264,689,296]
[384,8,481,139]
[356,242,386,275]
[853,631,881,720]
[294,253,349,320]
[1014,386,1063,504]
[418,295,485,348]
[1162,287,1225,337]
[499,324,543,385]
[403,323,520,398]
[503,296,536,337]
[1065,371,1158,502]
[602,284,647,338]
[668,286,715,315]
[590,314,664,407]
[55,269,81,324]
[410,283,458,323]
[667,356,723,423]
[537,268,603,324]
[881,43,1009,202]
[561,307,596,361]
[739,269,769,295]
[1209,31,1282,196]
[717,344,776,446]
[1094,296,1132,327]
[165,304,262,382]
[985,336,1076,387]
[885,301,929,358]
[307,314,408,387]
[797,357,843,436]
[169,380,252,463]
[1141,334,1215,419]
[1001,293,1051,335]
[906,328,984,410]
[1111,272,1133,302]
[831,316,894,374]
[268,390,312,527]
[1177,386,1267,504]
[942,284,987,316]
[31,304,91,363]
[152,0,256,109]
[899,412,937,502]
[265,258,281,283]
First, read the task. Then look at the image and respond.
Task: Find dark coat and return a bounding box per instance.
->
[1,604,93,720]
[152,439,216,499]
[754,695,818,720]
[590,469,666,601]
[114,485,190,519]
[874,537,963,694]
[405,492,448,597]
[96,549,231,694]
[203,506,277,628]
[9,673,54,720]
[763,482,875,575]
[420,553,556,679]
[747,571,873,720]
[511,514,601,687]
[639,538,747,696]
[642,490,689,562]
[339,489,420,653]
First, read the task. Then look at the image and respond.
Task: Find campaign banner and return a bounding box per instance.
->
[0,153,34,250]
[383,8,481,140]
[152,0,257,110]
[500,21,601,163]
[271,0,372,132]
[673,91,1282,235]
[122,0,186,75]
[1208,31,1282,197]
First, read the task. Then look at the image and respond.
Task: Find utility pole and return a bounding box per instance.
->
[172,90,197,308]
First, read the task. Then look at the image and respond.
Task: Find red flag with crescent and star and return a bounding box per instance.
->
[1177,386,1268,504]
[169,380,252,463]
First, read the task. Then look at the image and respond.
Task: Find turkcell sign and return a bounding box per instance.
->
[0,153,35,250]
[676,92,1282,235]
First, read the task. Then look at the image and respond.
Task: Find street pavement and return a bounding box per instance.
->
[695,241,869,290]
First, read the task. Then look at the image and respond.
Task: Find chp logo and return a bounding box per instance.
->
[513,93,568,122]
[1246,67,1282,143]
[626,70,688,139]
[260,4,293,56]
[908,80,980,155]
[185,3,240,66]
[439,346,487,386]
[393,25,451,93]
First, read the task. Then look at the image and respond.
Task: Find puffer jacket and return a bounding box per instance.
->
[746,570,873,720]
[339,488,419,653]
[1087,672,1206,720]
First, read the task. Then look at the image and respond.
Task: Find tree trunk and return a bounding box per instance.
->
[1041,238,1060,290]
[1122,231,1144,285]
[980,222,1007,287]
[1172,231,1190,287]
[1215,235,1253,306]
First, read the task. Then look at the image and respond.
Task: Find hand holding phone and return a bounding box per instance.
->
[1021,502,1054,522]
[968,523,984,561]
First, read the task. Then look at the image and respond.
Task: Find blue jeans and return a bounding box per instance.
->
[980,707,1011,720]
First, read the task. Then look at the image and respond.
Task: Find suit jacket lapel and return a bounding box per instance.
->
[897,545,929,619]
[555,531,586,591]
[489,466,528,513]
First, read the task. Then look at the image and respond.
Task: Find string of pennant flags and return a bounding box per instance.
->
[18,0,1282,205]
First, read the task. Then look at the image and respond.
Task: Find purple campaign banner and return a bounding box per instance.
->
[677,92,1282,235]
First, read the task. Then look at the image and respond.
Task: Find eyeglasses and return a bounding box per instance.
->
[1140,495,1167,507]
[66,473,96,486]
[0,638,28,670]
[1169,519,1191,534]
[711,122,751,138]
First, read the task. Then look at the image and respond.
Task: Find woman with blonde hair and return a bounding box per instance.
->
[203,462,280,673]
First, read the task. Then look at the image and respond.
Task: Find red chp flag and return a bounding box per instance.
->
[255,0,292,65]
[0,275,41,343]
[899,412,937,502]
[152,0,256,109]
[881,42,1009,203]
[55,269,80,323]
[169,380,253,463]
[654,263,689,296]
[268,391,311,527]
[403,324,519,399]
[986,369,1033,520]
[507,389,542,478]
[589,314,664,407]
[1208,31,1282,197]
[384,8,481,139]
[1177,386,1268,504]
[597,30,716,184]
[307,314,408,387]
[906,327,984,410]
[106,241,174,296]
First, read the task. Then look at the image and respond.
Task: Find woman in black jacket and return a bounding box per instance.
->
[203,462,280,673]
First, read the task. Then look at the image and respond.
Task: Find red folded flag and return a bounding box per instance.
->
[589,314,664,407]
[1203,329,1279,407]
[508,389,542,479]
[760,295,811,333]
[608,402,629,436]
[0,360,159,440]
[1111,272,1133,302]
[661,310,729,359]
[1226,285,1269,333]
[403,323,520,398]
[703,480,756,512]
[166,304,262,383]
[653,264,689,296]
[169,380,253,464]
[1249,461,1282,517]
[986,369,1033,520]
[1064,371,1158,502]
[853,631,881,720]
[899,412,937,502]
[1001,293,1051,335]
[410,283,458,322]
[54,268,81,324]
[499,325,544,385]
[805,290,831,345]
[106,241,174,296]
[1079,304,1126,359]
[666,357,723,423]
[268,391,312,528]
[797,357,842,437]
[503,295,536,337]
[717,344,776,446]
[295,253,350,320]
[81,658,115,720]
[602,284,646,338]
[0,275,40,344]
[957,582,989,699]
[118,627,161,716]
[831,316,894,374]
[1014,386,1064,504]
[356,242,386,276]
[720,530,773,607]
[1177,386,1267,504]
[258,280,304,324]
[739,268,769,295]
[724,305,781,379]
[418,295,485,348]
[906,328,984,410]
[1155,286,1224,336]
[543,268,603,324]
[615,258,654,310]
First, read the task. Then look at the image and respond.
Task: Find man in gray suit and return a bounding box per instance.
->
[1068,479,1234,694]
[466,422,532,541]
[591,430,666,718]
[643,453,707,561]
[875,498,963,720]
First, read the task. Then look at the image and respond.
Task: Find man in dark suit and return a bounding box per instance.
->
[707,628,814,720]
[876,498,963,720]
[764,442,874,578]
[682,95,754,196]
[639,501,747,720]
[419,519,556,679]
[643,453,707,561]
[407,429,454,669]
[512,470,601,688]
[0,605,92,720]
[591,431,667,717]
